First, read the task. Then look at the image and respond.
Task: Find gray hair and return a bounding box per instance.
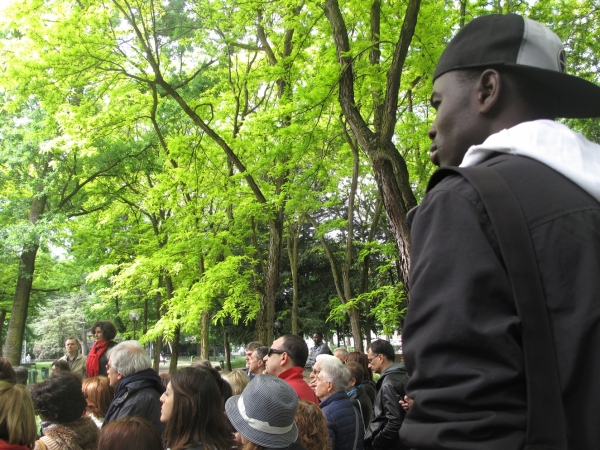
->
[320,357,350,393]
[334,348,349,358]
[108,340,151,378]
[255,346,269,361]
[315,354,338,365]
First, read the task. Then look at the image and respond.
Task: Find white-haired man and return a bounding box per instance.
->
[309,353,339,392]
[316,357,364,450]
[103,340,165,433]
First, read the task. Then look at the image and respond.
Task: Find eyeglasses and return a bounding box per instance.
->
[268,348,285,356]
[367,354,381,364]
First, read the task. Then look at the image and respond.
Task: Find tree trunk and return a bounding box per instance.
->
[201,310,210,360]
[324,0,421,296]
[224,330,232,372]
[0,309,6,356]
[169,326,180,374]
[287,223,300,335]
[256,214,284,345]
[4,193,47,365]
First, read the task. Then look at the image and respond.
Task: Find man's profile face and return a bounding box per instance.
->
[367,349,383,374]
[245,348,254,368]
[248,350,263,375]
[309,360,322,391]
[315,371,331,401]
[65,339,77,354]
[263,337,285,376]
[428,71,483,167]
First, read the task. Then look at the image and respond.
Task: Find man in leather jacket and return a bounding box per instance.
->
[364,339,407,450]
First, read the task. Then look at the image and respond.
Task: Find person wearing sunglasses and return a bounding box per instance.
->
[263,335,318,405]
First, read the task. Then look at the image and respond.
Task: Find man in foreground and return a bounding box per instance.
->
[401,14,600,449]
[364,339,407,450]
[264,334,319,404]
[104,340,165,433]
[59,337,86,377]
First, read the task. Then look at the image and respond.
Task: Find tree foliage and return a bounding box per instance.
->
[0,0,598,362]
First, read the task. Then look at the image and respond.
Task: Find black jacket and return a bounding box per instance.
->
[348,385,373,429]
[103,368,165,434]
[401,155,600,449]
[364,364,407,450]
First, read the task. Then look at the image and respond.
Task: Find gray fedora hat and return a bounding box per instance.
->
[225,374,299,448]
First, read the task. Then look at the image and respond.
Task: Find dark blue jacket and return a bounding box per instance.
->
[320,392,364,450]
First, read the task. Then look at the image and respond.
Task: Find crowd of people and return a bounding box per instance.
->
[0,319,407,450]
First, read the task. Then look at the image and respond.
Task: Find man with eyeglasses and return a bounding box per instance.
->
[364,339,408,450]
[263,334,319,404]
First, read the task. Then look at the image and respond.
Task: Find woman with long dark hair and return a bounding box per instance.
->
[85,321,117,377]
[161,367,234,450]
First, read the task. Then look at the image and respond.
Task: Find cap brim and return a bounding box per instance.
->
[504,63,600,118]
[437,62,600,119]
[225,394,299,449]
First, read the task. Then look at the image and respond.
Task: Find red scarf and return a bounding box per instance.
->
[86,340,110,377]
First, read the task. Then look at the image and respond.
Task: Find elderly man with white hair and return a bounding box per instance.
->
[103,340,165,434]
[316,357,365,450]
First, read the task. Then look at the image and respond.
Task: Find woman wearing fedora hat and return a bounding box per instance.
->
[225,375,307,450]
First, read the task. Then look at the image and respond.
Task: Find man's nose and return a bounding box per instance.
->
[428,124,437,141]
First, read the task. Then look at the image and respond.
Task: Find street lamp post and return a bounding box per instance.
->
[129,311,140,340]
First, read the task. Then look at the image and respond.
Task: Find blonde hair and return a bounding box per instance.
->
[0,381,37,449]
[225,370,250,395]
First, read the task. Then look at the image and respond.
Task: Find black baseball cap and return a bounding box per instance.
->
[434,14,600,118]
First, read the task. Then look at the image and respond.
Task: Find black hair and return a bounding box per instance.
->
[14,367,28,386]
[456,68,558,119]
[367,339,395,362]
[281,334,309,367]
[31,372,87,423]
[52,359,70,372]
[313,332,324,339]
[193,365,232,405]
[91,321,118,341]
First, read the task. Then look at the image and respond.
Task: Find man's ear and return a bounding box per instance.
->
[477,69,502,114]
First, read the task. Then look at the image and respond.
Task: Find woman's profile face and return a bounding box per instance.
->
[159,382,174,423]
[94,327,106,342]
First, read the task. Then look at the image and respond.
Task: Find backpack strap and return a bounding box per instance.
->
[427,165,567,450]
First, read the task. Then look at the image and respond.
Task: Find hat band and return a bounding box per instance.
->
[238,396,293,435]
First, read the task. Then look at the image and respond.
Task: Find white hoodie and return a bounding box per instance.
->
[460,120,600,202]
